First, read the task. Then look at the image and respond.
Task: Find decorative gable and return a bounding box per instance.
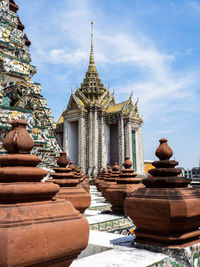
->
[66,94,83,111]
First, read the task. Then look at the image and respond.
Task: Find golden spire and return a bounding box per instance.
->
[88,21,96,72]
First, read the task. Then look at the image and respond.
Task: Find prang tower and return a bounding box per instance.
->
[0,0,60,168]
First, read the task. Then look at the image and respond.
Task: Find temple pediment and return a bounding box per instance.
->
[66,94,84,112]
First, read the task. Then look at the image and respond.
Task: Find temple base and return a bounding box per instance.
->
[134,228,200,248]
[134,240,200,267]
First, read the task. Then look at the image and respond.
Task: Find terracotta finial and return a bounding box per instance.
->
[155,138,173,160]
[123,156,132,169]
[69,161,75,170]
[112,162,120,171]
[107,166,112,173]
[3,119,34,154]
[57,152,69,167]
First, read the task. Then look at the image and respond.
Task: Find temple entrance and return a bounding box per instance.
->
[110,123,119,165]
[68,121,78,165]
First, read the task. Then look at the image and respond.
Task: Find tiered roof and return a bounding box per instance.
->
[79,22,106,103]
[60,22,143,125]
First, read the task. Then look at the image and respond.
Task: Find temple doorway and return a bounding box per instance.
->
[68,121,78,165]
[110,123,119,165]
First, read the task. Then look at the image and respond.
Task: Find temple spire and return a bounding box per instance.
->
[88,21,96,72]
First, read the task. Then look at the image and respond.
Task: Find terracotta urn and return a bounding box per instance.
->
[0,119,89,266]
[97,168,107,192]
[94,169,102,187]
[75,167,90,193]
[49,155,91,214]
[124,138,200,248]
[57,151,69,167]
[105,156,143,213]
[104,162,120,202]
[100,166,116,197]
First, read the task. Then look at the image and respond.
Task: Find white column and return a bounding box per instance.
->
[92,108,98,176]
[135,125,145,175]
[102,120,108,168]
[118,116,124,169]
[125,122,131,158]
[78,115,85,170]
[63,118,68,154]
[88,110,93,176]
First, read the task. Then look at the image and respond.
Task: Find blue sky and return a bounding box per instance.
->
[16,0,200,168]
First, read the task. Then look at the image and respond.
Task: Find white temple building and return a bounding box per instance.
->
[56,22,144,177]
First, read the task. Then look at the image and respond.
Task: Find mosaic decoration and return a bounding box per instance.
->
[135,241,200,267]
[90,217,132,232]
[0,0,61,169]
[88,186,136,236]
[88,204,111,211]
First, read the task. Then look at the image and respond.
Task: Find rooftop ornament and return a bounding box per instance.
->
[0,119,89,266]
[125,138,200,247]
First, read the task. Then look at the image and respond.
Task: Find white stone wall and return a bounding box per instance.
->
[104,123,110,167]
[135,125,145,175]
[126,124,143,175]
[124,122,131,158]
[78,115,86,172]
[118,117,124,169]
[63,118,68,153]
[92,109,98,176]
[88,111,93,176]
[63,112,144,177]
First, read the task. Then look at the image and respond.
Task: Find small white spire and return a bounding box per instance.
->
[88,21,96,72]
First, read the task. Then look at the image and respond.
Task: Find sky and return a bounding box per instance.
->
[16,0,200,168]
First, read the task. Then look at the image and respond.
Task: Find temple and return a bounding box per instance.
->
[0,0,60,169]
[56,22,144,177]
